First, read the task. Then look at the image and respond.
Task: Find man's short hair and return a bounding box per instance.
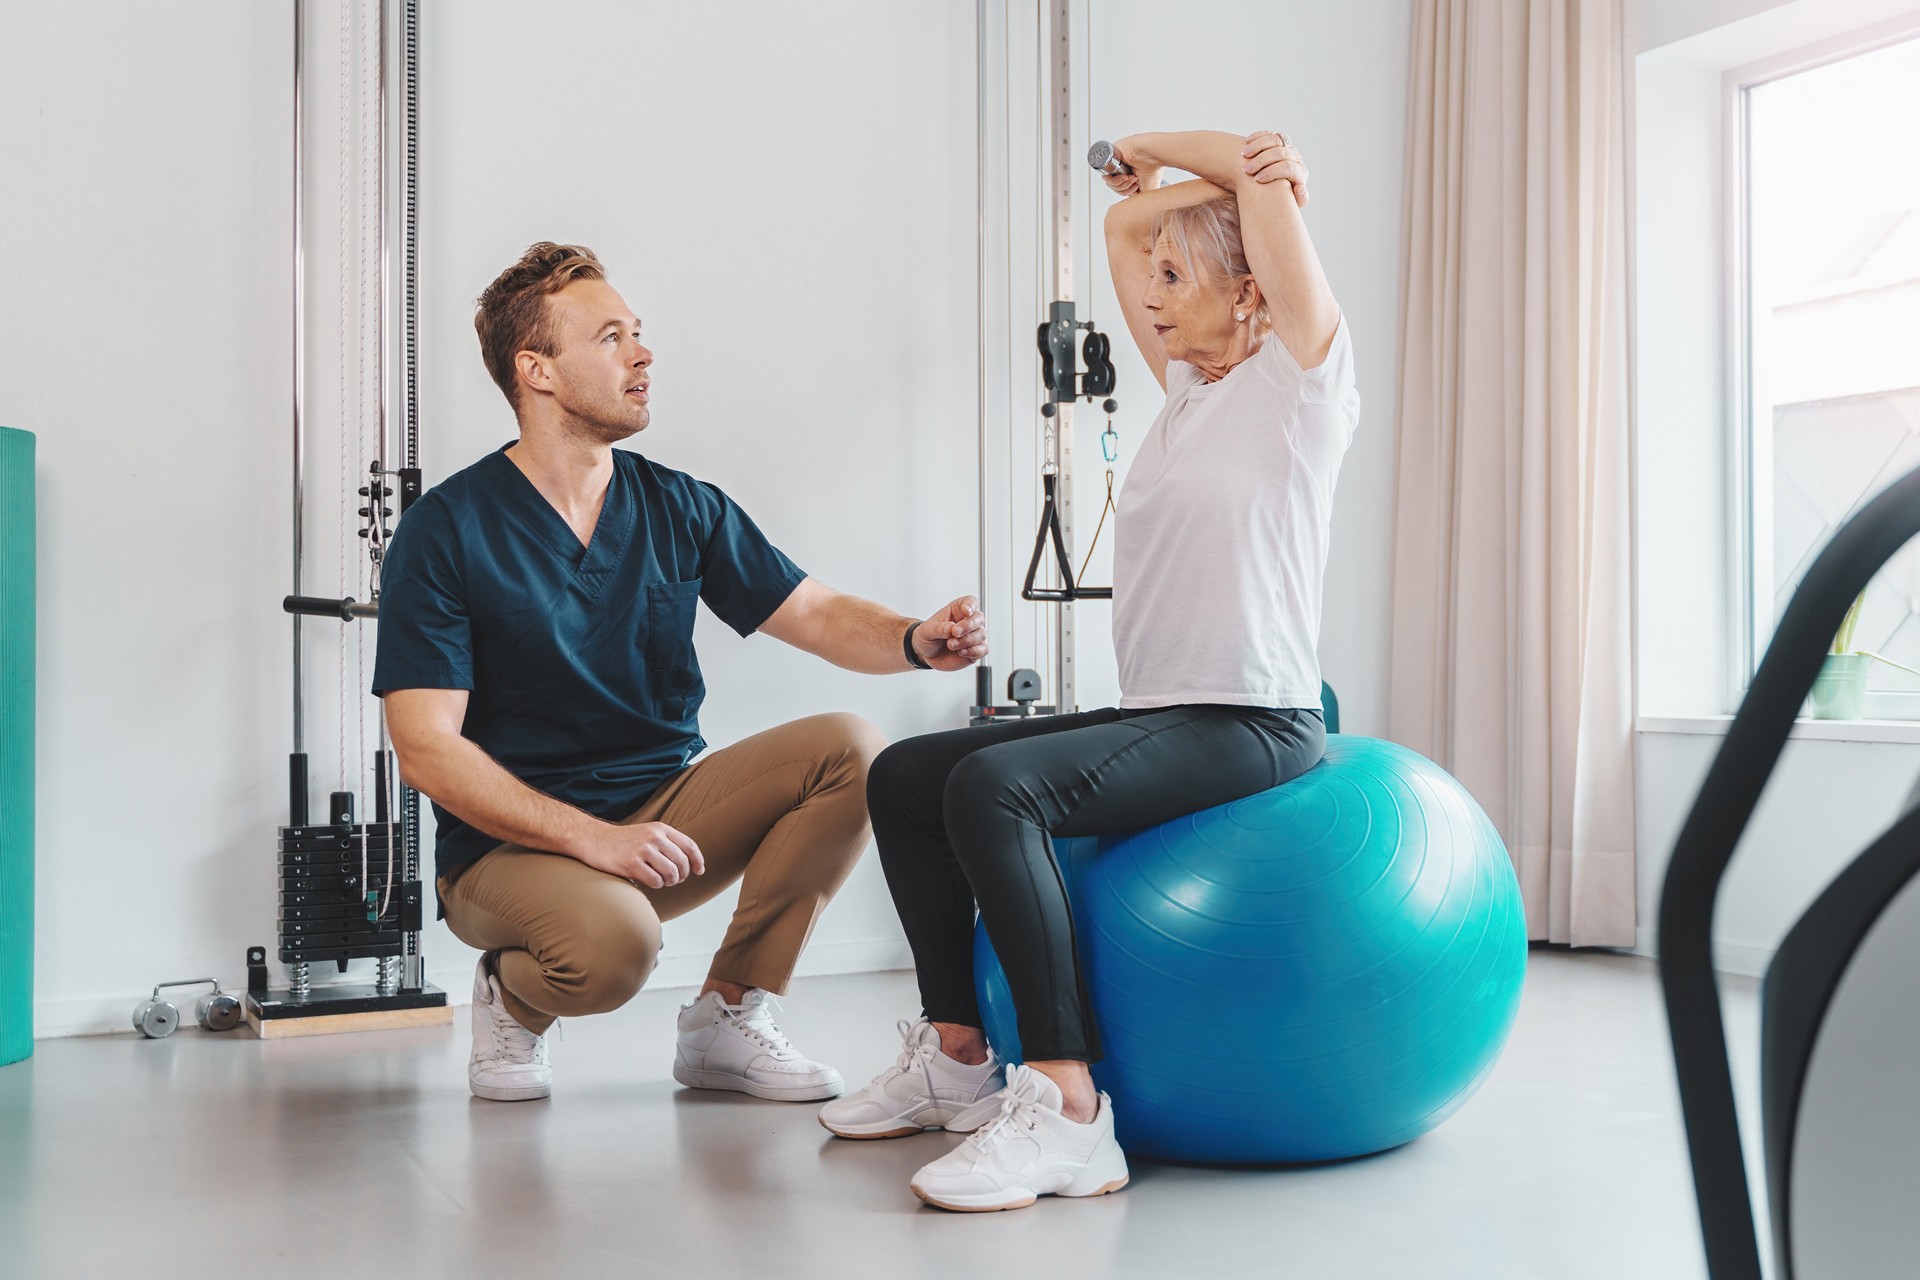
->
[473,242,605,410]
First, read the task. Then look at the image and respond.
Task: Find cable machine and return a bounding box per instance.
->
[971,0,1122,727]
[246,0,447,1035]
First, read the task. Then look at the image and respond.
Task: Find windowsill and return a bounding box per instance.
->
[1638,714,1920,744]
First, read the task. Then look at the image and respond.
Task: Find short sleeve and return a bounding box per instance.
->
[691,482,807,636]
[1267,312,1356,405]
[371,494,475,695]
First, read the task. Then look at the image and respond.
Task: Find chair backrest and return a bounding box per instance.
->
[1659,463,1920,1280]
[1767,831,1920,1278]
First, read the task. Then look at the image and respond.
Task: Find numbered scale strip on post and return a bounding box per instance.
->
[250,0,447,1038]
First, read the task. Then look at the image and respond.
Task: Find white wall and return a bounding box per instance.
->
[1628,0,1920,972]
[1,6,295,1037]
[1632,0,1800,50]
[1636,727,1920,972]
[2,0,1414,1038]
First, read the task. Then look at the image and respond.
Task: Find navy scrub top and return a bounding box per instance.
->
[371,444,807,885]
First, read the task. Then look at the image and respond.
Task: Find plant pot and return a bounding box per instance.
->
[1810,653,1872,720]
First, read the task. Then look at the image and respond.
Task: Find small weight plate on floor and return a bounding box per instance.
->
[197,993,243,1033]
[133,999,179,1039]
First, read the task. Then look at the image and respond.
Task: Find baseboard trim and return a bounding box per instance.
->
[32,937,918,1040]
[35,995,184,1041]
[1632,925,1774,979]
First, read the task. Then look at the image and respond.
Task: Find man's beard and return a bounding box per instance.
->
[557,391,647,445]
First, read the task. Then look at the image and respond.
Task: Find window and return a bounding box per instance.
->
[1740,34,1920,717]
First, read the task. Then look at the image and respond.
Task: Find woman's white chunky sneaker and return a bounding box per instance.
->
[908,1064,1129,1211]
[818,1018,1007,1139]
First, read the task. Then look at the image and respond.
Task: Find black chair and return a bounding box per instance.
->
[1660,464,1920,1279]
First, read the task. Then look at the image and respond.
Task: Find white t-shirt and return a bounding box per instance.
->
[1112,317,1359,710]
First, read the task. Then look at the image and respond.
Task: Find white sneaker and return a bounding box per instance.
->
[818,1018,1007,1139]
[673,989,845,1102]
[909,1064,1129,1212]
[468,955,552,1102]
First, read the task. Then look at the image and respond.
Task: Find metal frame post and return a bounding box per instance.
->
[398,0,424,989]
[376,0,390,524]
[286,0,311,994]
[291,0,308,773]
[1046,0,1076,713]
[977,0,991,614]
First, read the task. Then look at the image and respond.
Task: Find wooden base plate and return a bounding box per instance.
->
[246,982,452,1039]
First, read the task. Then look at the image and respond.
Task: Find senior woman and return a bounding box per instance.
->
[819,128,1358,1212]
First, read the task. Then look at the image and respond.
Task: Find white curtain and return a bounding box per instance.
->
[1388,0,1636,947]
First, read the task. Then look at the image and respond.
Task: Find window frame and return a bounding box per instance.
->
[1725,14,1920,719]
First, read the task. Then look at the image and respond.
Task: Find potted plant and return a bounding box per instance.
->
[1809,591,1920,720]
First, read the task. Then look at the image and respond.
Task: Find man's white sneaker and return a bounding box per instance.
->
[468,955,552,1102]
[908,1064,1129,1212]
[818,1018,1007,1139]
[673,989,845,1102]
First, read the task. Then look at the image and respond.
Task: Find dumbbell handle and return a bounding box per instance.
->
[151,977,223,999]
[1088,140,1133,178]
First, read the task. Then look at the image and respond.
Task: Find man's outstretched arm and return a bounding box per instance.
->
[758,578,987,674]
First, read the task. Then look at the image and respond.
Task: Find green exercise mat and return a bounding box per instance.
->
[0,427,33,1065]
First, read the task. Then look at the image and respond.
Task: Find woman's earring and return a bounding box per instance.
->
[1235,313,1246,322]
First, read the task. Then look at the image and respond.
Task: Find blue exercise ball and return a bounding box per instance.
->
[973,734,1526,1164]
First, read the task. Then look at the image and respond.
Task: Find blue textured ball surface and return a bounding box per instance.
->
[972,734,1527,1164]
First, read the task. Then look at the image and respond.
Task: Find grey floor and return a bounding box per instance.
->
[0,952,1741,1279]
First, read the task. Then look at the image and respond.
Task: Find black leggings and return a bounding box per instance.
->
[868,703,1325,1063]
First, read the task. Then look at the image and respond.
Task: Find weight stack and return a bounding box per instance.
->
[278,820,416,965]
[0,428,35,1066]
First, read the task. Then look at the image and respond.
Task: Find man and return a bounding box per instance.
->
[374,241,986,1103]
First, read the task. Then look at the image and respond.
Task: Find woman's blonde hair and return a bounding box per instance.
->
[1150,197,1270,331]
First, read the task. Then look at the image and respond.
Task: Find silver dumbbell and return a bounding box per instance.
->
[133,978,244,1038]
[1088,139,1133,177]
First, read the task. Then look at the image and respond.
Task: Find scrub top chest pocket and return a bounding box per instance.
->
[646,578,704,720]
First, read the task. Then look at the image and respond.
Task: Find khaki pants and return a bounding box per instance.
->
[440,712,886,1035]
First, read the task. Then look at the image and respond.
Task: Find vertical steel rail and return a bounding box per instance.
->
[977,0,990,613]
[402,0,420,472]
[373,0,399,993]
[399,0,424,987]
[1046,0,1076,712]
[375,0,389,536]
[291,0,307,769]
[287,0,311,1005]
[373,0,391,668]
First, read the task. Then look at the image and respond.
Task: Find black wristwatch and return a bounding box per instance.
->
[903,621,932,670]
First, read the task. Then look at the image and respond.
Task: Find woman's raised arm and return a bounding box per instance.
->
[1103,173,1233,390]
[1115,130,1338,371]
